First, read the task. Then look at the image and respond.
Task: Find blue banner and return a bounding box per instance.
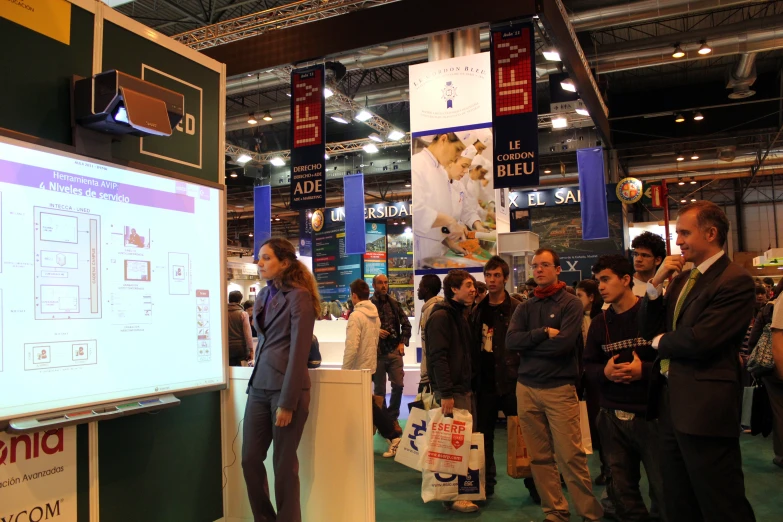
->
[343,173,366,254]
[491,22,539,189]
[577,147,609,240]
[290,64,326,210]
[253,185,272,261]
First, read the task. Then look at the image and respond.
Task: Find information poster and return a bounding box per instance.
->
[0,427,77,521]
[363,222,387,288]
[313,224,362,309]
[290,65,326,210]
[387,225,414,316]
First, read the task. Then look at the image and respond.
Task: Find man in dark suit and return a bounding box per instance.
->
[639,200,755,522]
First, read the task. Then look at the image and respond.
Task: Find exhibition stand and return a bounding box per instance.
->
[221,367,376,522]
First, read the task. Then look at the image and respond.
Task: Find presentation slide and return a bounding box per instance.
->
[0,136,225,423]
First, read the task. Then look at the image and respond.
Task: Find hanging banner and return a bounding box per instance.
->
[490,22,538,189]
[290,64,326,210]
[364,222,387,287]
[0,427,77,521]
[409,53,496,275]
[254,185,271,261]
[343,174,366,255]
[577,147,609,240]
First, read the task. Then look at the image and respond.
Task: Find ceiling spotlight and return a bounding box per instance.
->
[324,153,330,160]
[262,110,273,122]
[575,107,589,116]
[270,157,285,167]
[404,183,411,188]
[676,153,685,161]
[690,198,697,202]
[560,78,576,92]
[674,113,685,123]
[368,133,384,143]
[229,172,238,178]
[355,109,373,122]
[544,168,552,174]
[690,179,698,184]
[691,152,700,160]
[698,41,712,55]
[248,232,253,237]
[236,154,252,165]
[552,116,568,129]
[274,216,281,221]
[331,113,349,124]
[543,49,561,61]
[387,129,405,141]
[672,44,685,59]
[680,199,687,203]
[678,179,685,185]
[247,113,258,125]
[359,163,366,168]
[285,92,292,97]
[363,143,379,153]
[323,87,334,98]
[693,111,704,121]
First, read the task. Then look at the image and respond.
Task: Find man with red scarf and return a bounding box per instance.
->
[506,248,603,522]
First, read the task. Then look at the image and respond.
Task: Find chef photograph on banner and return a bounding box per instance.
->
[411,126,498,271]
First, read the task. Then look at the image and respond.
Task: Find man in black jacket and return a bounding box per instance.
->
[426,269,479,514]
[371,274,412,421]
[471,256,539,503]
[583,255,665,521]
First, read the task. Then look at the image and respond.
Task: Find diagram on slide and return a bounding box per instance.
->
[24,339,97,371]
[169,252,190,295]
[110,291,153,325]
[34,207,102,319]
[196,290,211,362]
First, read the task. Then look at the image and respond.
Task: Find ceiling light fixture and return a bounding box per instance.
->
[323,87,334,98]
[690,179,697,184]
[681,199,687,203]
[575,107,589,116]
[247,113,258,125]
[404,183,411,188]
[270,157,285,167]
[331,113,349,124]
[698,41,712,55]
[693,111,704,121]
[544,168,552,174]
[274,216,281,221]
[690,198,697,202]
[262,110,273,122]
[552,116,568,129]
[229,172,238,178]
[355,109,373,122]
[368,133,383,143]
[363,143,379,153]
[691,152,700,160]
[678,179,685,185]
[387,129,405,141]
[672,44,685,59]
[236,154,252,165]
[674,113,685,123]
[560,78,576,93]
[249,233,253,237]
[543,49,561,61]
[676,153,685,161]
[324,153,330,160]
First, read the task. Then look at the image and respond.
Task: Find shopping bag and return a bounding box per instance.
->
[418,407,473,476]
[422,433,485,502]
[407,383,439,412]
[579,400,593,454]
[748,323,775,377]
[506,416,532,479]
[395,407,429,471]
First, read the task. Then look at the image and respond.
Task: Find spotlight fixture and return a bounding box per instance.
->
[543,49,561,61]
[552,116,568,129]
[691,152,699,160]
[575,107,589,116]
[324,153,330,160]
[363,143,379,153]
[560,78,576,92]
[323,87,334,98]
[690,198,697,202]
[247,113,258,125]
[262,110,273,122]
[674,113,685,123]
[285,92,292,97]
[697,41,711,55]
[331,113,350,124]
[672,44,685,59]
[368,133,384,143]
[270,157,285,167]
[680,199,687,203]
[387,129,405,141]
[274,216,281,221]
[355,109,373,122]
[690,179,697,185]
[229,172,238,178]
[678,179,685,186]
[404,183,411,188]
[693,111,704,121]
[236,154,252,165]
[544,168,552,174]
[676,153,685,161]
[393,164,399,170]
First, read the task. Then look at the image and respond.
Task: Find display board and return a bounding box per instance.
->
[363,222,387,287]
[0,135,225,423]
[313,223,362,305]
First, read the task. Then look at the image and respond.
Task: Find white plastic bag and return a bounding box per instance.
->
[395,407,429,471]
[422,433,485,502]
[418,407,472,476]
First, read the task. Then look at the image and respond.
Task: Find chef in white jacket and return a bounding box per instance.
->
[412,133,468,263]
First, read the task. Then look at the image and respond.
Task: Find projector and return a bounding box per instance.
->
[74,70,184,137]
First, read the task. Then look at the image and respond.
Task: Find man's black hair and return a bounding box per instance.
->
[443,269,471,300]
[229,290,243,303]
[592,254,635,287]
[631,231,667,263]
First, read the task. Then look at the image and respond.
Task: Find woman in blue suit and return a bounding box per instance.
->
[242,238,320,522]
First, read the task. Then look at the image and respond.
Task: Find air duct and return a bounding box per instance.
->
[727,53,757,99]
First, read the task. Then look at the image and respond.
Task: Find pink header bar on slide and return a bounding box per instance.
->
[0,158,195,213]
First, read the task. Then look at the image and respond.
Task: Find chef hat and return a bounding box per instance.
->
[471,155,491,170]
[461,145,478,159]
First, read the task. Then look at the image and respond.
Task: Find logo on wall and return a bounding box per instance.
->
[311,209,325,232]
[140,65,203,169]
[371,223,378,231]
[442,81,458,109]
[616,177,644,204]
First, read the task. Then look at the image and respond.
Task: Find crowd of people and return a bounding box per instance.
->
[236,200,783,522]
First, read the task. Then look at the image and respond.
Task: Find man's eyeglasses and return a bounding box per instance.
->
[631,252,654,259]
[530,263,555,270]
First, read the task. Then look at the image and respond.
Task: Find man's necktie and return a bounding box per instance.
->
[660,268,701,375]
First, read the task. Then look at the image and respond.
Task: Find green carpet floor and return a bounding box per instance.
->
[373,421,783,521]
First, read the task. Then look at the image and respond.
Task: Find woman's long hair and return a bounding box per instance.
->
[260,238,321,316]
[576,279,604,319]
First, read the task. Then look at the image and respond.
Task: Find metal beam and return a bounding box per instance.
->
[226,134,412,164]
[158,0,207,25]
